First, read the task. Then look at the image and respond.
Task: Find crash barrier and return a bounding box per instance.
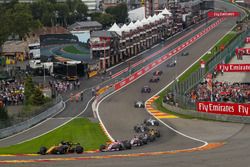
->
[170,29,250,96]
[0,97,64,139]
[162,101,250,123]
[114,18,225,91]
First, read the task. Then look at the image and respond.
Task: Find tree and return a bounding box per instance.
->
[24,76,35,105]
[94,13,115,28]
[105,3,128,24]
[54,3,70,26]
[0,7,11,46]
[31,87,45,106]
[0,107,8,120]
[31,0,55,26]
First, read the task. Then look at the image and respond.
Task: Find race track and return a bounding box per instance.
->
[0,1,249,167]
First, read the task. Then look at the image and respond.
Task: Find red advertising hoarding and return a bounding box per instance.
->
[245,37,250,43]
[196,102,250,116]
[235,48,250,55]
[208,11,240,17]
[217,64,250,72]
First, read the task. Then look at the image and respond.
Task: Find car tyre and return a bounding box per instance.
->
[75,145,84,154]
[38,146,47,155]
[99,145,106,152]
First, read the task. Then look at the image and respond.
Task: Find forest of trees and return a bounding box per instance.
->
[0,0,128,46]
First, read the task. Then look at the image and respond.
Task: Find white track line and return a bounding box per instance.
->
[15,97,94,145]
[96,7,243,146]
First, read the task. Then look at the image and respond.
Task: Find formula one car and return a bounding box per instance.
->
[147,128,161,138]
[99,140,131,152]
[149,76,160,83]
[144,118,160,126]
[134,124,149,133]
[141,85,151,93]
[166,60,176,67]
[130,136,144,146]
[153,70,163,76]
[134,101,145,108]
[38,141,84,155]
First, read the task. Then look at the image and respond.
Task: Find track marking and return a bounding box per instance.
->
[0,142,224,164]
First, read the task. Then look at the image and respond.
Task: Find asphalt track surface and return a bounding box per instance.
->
[0,6,220,147]
[0,1,248,167]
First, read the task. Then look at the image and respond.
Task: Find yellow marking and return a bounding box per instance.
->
[148,109,160,112]
[0,143,224,164]
[153,113,168,116]
[156,115,178,119]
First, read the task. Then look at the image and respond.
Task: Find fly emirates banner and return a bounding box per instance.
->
[196,102,250,116]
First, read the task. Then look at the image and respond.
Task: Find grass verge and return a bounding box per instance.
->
[178,31,238,82]
[63,45,88,54]
[0,118,109,154]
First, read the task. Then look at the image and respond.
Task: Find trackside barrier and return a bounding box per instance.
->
[114,18,225,91]
[162,102,250,123]
[0,99,64,139]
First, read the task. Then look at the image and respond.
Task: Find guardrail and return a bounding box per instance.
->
[0,97,64,139]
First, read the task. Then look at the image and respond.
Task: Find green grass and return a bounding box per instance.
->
[63,45,88,54]
[0,118,109,154]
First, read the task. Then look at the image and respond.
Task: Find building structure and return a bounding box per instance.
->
[90,9,174,70]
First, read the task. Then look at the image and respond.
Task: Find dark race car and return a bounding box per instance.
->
[38,141,84,155]
[134,101,145,108]
[130,136,144,147]
[153,70,163,76]
[141,85,151,93]
[99,140,131,152]
[147,129,161,138]
[134,124,149,133]
[144,118,160,126]
[149,76,160,83]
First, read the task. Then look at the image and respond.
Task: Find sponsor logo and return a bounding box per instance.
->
[197,102,250,116]
[217,64,250,72]
[208,11,240,17]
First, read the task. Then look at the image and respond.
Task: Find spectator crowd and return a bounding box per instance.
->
[0,80,25,106]
[49,79,80,95]
[187,81,250,103]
